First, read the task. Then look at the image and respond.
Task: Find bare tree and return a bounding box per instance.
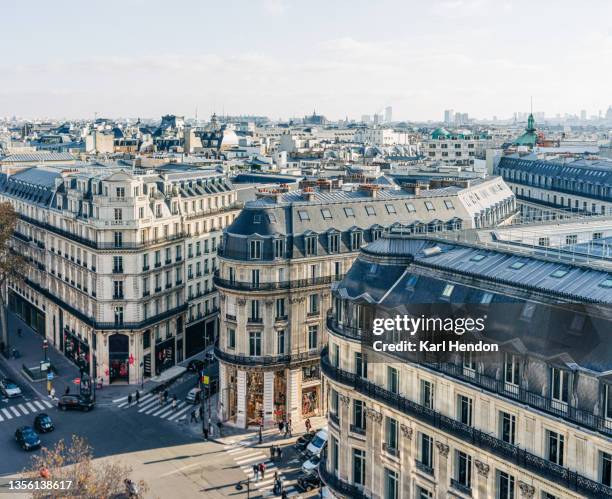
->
[0,201,27,355]
[26,435,148,498]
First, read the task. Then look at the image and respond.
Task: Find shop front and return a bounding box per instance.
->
[155,337,175,375]
[9,291,46,336]
[63,327,90,375]
[246,371,264,426]
[302,385,320,418]
[273,370,287,423]
[108,333,129,383]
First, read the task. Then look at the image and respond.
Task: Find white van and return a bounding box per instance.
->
[185,388,202,404]
[305,428,328,456]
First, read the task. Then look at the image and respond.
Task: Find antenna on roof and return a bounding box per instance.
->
[530,96,533,114]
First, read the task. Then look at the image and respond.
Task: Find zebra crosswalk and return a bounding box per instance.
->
[0,398,54,422]
[222,435,299,498]
[114,392,196,422]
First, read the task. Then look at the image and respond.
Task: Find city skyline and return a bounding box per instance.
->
[1,0,611,121]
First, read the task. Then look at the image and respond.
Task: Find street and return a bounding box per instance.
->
[0,314,322,498]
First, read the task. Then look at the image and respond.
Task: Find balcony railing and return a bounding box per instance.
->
[214,273,345,292]
[25,278,186,331]
[214,346,320,367]
[327,316,612,438]
[349,424,366,436]
[450,479,472,496]
[318,458,367,499]
[320,348,612,498]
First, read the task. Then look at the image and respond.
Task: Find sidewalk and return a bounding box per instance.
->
[1,312,199,404]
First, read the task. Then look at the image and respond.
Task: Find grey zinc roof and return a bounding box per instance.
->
[11,168,62,188]
[0,152,75,163]
[362,237,612,303]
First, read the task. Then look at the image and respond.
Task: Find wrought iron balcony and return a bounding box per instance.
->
[214,273,345,292]
[214,346,320,368]
[318,457,367,499]
[326,316,612,438]
[320,348,612,498]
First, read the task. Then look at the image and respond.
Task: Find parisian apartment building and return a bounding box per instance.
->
[0,163,241,384]
[320,230,612,499]
[422,128,494,166]
[214,177,517,428]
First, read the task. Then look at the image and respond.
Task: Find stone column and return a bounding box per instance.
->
[366,408,383,495]
[263,370,275,427]
[434,441,450,499]
[286,367,301,423]
[400,424,414,498]
[218,361,228,421]
[236,369,247,428]
[474,459,491,498]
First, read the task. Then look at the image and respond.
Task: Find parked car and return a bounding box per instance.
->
[34,413,54,433]
[185,387,202,404]
[306,428,328,456]
[187,359,206,372]
[296,472,322,491]
[15,426,41,451]
[301,454,321,474]
[294,432,315,452]
[57,395,95,412]
[0,378,22,398]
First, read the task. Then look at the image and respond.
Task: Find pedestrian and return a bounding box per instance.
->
[259,462,266,479]
[281,489,288,499]
[203,422,209,440]
[217,421,223,436]
[252,464,259,481]
[190,410,197,423]
[305,418,311,433]
[273,472,280,495]
[163,389,169,404]
[277,446,282,461]
[172,397,177,412]
[50,387,56,400]
[279,419,285,434]
[159,392,164,406]
[127,394,132,406]
[136,390,140,404]
[198,406,203,420]
[269,445,275,460]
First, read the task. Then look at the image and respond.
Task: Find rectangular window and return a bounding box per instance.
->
[308,325,318,350]
[250,300,260,320]
[305,236,317,256]
[277,329,285,354]
[249,240,262,260]
[505,353,520,386]
[441,283,454,298]
[344,207,355,217]
[419,432,433,469]
[551,367,570,405]
[227,328,236,349]
[457,395,473,426]
[499,411,516,445]
[605,385,612,420]
[497,470,515,499]
[351,231,363,250]
[249,331,262,356]
[328,233,339,253]
[365,205,376,216]
[444,199,455,209]
[273,239,285,258]
[321,208,332,219]
[455,450,472,490]
[387,366,399,394]
[424,201,435,211]
[330,388,338,415]
[298,210,310,221]
[251,269,260,288]
[384,468,398,499]
[421,379,434,409]
[114,208,122,221]
[547,430,564,466]
[308,294,319,314]
[275,298,286,319]
[331,436,338,473]
[353,399,366,431]
[385,204,396,214]
[353,448,366,486]
[601,451,612,487]
[385,417,398,453]
[355,352,367,378]
[406,202,416,213]
[416,486,433,499]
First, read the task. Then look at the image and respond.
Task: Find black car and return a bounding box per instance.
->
[187,359,206,372]
[34,413,54,433]
[296,472,321,492]
[15,426,41,451]
[294,431,315,452]
[58,395,95,412]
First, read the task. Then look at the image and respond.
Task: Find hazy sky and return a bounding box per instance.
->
[1,0,611,121]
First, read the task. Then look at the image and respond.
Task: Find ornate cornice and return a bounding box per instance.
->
[518,482,535,498]
[399,423,413,439]
[435,441,449,457]
[474,460,490,477]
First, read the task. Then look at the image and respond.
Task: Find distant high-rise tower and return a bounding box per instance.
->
[580,109,587,121]
[384,106,393,123]
[444,109,454,124]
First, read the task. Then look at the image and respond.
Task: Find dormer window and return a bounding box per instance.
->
[116,187,125,198]
[350,231,362,250]
[328,232,340,253]
[249,240,262,260]
[372,227,383,241]
[305,235,317,256]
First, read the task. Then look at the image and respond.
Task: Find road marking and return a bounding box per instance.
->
[227,447,255,455]
[10,406,21,417]
[167,404,193,421]
[17,404,30,415]
[137,399,160,413]
[33,401,46,410]
[42,399,53,408]
[26,402,38,412]
[235,453,267,466]
[0,413,3,422]
[1,408,12,419]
